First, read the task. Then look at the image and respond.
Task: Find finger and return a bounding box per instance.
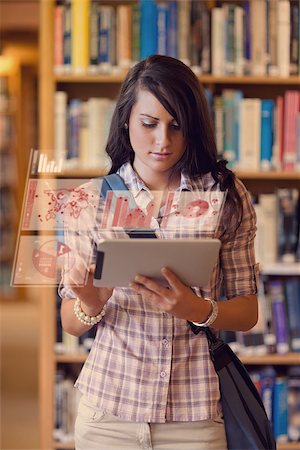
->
[134,274,171,297]
[161,267,186,291]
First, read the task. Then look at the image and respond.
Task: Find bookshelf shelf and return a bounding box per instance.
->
[55,353,87,364]
[54,73,300,86]
[240,353,300,366]
[57,169,300,182]
[261,263,300,276]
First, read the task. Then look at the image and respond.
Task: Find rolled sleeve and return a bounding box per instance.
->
[220,179,259,299]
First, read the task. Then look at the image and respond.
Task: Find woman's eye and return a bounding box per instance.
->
[171,123,180,129]
[141,122,156,128]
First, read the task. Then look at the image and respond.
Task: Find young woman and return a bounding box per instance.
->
[59,55,259,450]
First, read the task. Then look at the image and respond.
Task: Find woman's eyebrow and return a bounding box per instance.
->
[140,113,159,120]
[140,113,176,122]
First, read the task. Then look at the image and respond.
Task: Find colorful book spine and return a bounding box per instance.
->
[285,277,300,352]
[283,91,300,172]
[269,279,290,355]
[140,0,157,59]
[277,0,290,77]
[89,0,99,73]
[167,1,178,58]
[157,3,168,56]
[273,377,288,443]
[260,99,275,171]
[71,0,90,74]
[54,1,65,74]
[63,0,72,69]
[132,3,141,63]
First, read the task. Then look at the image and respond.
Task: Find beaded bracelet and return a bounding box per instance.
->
[73,298,107,326]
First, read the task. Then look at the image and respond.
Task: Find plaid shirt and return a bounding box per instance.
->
[59,162,258,423]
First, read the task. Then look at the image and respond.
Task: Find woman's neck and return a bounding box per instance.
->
[132,164,180,192]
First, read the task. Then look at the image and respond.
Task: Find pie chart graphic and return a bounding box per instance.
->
[32,239,74,279]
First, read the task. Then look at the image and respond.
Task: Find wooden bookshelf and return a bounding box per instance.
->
[39,1,300,449]
[55,73,300,85]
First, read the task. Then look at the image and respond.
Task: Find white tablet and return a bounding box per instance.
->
[93,238,221,288]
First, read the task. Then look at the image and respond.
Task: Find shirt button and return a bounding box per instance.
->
[162,339,169,347]
[160,371,167,378]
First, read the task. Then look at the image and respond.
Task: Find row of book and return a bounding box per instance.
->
[53,366,300,443]
[54,89,300,173]
[56,276,300,356]
[54,0,300,77]
[55,92,115,169]
[223,277,300,356]
[210,90,300,173]
[250,367,300,443]
[253,189,300,265]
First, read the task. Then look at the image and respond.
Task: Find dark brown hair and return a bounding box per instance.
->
[105,55,243,237]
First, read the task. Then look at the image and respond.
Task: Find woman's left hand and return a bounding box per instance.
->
[129,267,210,322]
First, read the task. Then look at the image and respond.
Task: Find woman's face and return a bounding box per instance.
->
[128,89,186,180]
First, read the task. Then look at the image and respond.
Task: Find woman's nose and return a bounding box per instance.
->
[155,125,171,148]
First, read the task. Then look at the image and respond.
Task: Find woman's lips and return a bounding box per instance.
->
[150,153,172,160]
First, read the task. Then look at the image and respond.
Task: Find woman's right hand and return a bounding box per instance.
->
[65,262,113,316]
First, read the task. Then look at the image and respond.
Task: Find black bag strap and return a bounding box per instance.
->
[100,173,157,239]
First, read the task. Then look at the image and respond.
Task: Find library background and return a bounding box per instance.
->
[0,0,300,449]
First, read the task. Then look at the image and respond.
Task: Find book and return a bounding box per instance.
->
[211,7,225,75]
[273,377,288,443]
[277,0,290,77]
[54,1,65,74]
[287,366,300,442]
[285,277,300,352]
[277,188,299,262]
[140,0,157,59]
[260,99,275,171]
[71,0,89,74]
[268,279,290,355]
[283,91,300,172]
[177,0,191,66]
[239,98,261,171]
[116,5,132,68]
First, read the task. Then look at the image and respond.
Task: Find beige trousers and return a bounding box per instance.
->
[75,396,227,450]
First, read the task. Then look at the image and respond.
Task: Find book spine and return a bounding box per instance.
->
[140,0,157,59]
[269,279,290,355]
[277,188,299,262]
[211,7,225,75]
[157,3,168,56]
[71,0,90,74]
[273,377,288,443]
[63,0,72,70]
[54,3,65,74]
[167,1,178,58]
[89,0,99,73]
[277,0,290,77]
[178,0,191,66]
[290,1,299,75]
[132,3,140,63]
[239,98,261,171]
[260,99,274,171]
[283,91,300,172]
[117,5,132,68]
[285,277,300,352]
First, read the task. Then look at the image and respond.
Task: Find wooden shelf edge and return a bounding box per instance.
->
[56,169,300,181]
[260,262,300,276]
[55,353,88,363]
[241,353,300,366]
[54,352,300,365]
[54,72,300,86]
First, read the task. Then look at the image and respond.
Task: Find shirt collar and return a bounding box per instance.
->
[117,162,198,197]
